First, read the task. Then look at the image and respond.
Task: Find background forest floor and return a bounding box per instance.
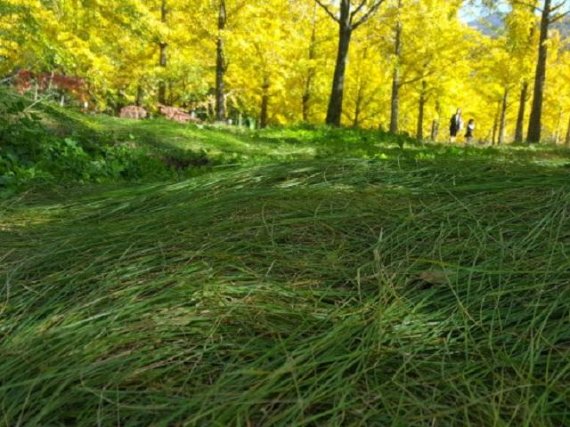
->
[1,108,570,425]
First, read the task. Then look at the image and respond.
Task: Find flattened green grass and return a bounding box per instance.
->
[38,105,570,175]
[1,149,570,426]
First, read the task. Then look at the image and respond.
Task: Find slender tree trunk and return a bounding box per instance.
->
[498,87,509,145]
[527,0,551,143]
[352,46,369,128]
[416,80,426,141]
[168,82,175,105]
[260,75,270,128]
[555,107,563,144]
[492,100,501,145]
[325,0,351,126]
[565,114,570,145]
[353,77,363,128]
[431,101,441,141]
[116,89,126,115]
[389,0,403,134]
[158,51,167,103]
[158,0,168,105]
[136,85,144,106]
[319,0,384,126]
[431,120,439,141]
[303,3,318,122]
[514,81,528,143]
[215,0,227,122]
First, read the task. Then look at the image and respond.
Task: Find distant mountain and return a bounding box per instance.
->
[467,12,505,36]
[553,16,570,38]
[468,13,570,40]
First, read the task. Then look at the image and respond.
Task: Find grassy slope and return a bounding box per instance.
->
[1,116,570,426]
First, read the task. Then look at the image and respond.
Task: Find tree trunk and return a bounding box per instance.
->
[565,115,570,145]
[136,85,144,106]
[116,89,126,115]
[325,0,352,126]
[158,0,168,105]
[302,3,318,122]
[514,80,528,143]
[431,120,439,141]
[527,0,551,143]
[260,75,270,128]
[416,80,426,141]
[430,101,441,141]
[168,81,175,105]
[389,0,403,134]
[498,87,509,145]
[215,0,227,122]
[353,77,363,128]
[555,107,563,144]
[158,50,167,104]
[352,46,369,128]
[492,100,501,145]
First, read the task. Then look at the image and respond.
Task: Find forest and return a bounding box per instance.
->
[1,0,569,143]
[1,1,570,426]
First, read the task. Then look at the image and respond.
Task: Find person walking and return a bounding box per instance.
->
[449,108,463,143]
[465,119,475,144]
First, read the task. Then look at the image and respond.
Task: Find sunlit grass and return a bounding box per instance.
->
[39,105,570,170]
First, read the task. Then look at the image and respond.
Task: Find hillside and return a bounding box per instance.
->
[469,12,570,39]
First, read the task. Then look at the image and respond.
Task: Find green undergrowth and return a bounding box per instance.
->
[3,92,570,195]
[1,154,569,425]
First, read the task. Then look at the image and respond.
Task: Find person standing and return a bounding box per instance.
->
[465,119,475,144]
[449,108,463,142]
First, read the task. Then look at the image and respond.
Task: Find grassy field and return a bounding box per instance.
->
[1,115,570,425]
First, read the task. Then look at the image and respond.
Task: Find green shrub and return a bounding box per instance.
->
[0,90,46,164]
[0,90,183,192]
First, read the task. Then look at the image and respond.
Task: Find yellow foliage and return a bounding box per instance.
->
[1,0,568,141]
